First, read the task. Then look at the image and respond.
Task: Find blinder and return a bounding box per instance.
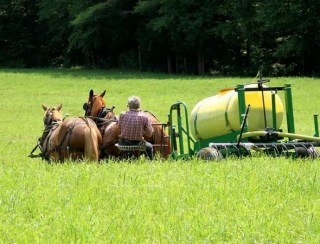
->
[83,96,115,119]
[44,115,50,126]
[43,109,59,126]
[98,107,108,118]
[98,106,116,118]
[83,102,91,116]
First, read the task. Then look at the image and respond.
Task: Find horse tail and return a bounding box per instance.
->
[84,126,100,161]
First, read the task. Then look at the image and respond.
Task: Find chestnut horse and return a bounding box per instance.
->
[39,104,102,162]
[83,90,170,159]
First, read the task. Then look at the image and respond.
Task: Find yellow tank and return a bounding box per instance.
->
[190,85,284,140]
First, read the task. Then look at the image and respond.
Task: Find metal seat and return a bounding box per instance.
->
[115,143,146,152]
[115,143,147,160]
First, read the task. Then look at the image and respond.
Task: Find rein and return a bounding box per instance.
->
[29,117,92,161]
[83,95,115,119]
[28,122,61,159]
[83,100,117,127]
[29,106,65,160]
[85,116,118,123]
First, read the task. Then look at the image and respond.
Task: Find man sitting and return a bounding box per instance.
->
[118,96,154,160]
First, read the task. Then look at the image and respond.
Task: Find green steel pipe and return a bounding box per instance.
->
[272,91,277,129]
[236,84,247,131]
[169,104,178,157]
[168,101,193,159]
[236,131,268,140]
[176,104,184,155]
[180,102,192,156]
[314,114,319,137]
[237,131,320,142]
[285,84,295,134]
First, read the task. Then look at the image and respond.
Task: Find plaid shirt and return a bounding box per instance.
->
[119,110,154,141]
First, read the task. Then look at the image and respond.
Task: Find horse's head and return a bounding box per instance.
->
[83,89,116,120]
[42,104,63,126]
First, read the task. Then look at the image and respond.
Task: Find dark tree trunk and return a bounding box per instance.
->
[197,52,205,75]
[175,53,179,74]
[167,52,173,73]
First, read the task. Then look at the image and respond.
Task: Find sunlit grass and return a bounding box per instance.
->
[0,69,320,242]
[1,158,320,242]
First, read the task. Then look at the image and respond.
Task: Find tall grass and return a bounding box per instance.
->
[0,69,320,242]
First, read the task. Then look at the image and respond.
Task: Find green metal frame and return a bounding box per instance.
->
[237,84,247,128]
[168,82,318,159]
[314,114,319,137]
[284,84,295,134]
[168,101,195,159]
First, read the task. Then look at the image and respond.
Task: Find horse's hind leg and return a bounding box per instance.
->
[49,151,64,163]
[99,148,107,160]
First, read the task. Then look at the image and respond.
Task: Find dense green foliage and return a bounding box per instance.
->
[1,1,320,75]
[0,69,320,242]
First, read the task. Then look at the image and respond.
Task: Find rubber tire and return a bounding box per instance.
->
[196,147,223,160]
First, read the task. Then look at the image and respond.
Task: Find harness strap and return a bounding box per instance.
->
[56,117,93,161]
[29,122,60,160]
[28,139,42,158]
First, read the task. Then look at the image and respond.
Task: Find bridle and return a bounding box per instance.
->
[83,102,91,117]
[43,108,62,127]
[83,94,101,117]
[29,107,62,160]
[83,95,115,120]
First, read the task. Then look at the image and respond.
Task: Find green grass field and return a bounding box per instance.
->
[1,69,320,242]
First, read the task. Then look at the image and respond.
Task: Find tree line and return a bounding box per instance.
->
[1,0,320,76]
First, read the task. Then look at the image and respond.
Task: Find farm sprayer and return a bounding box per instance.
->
[167,78,320,160]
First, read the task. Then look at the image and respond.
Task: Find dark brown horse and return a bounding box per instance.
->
[83,90,170,159]
[39,104,102,162]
